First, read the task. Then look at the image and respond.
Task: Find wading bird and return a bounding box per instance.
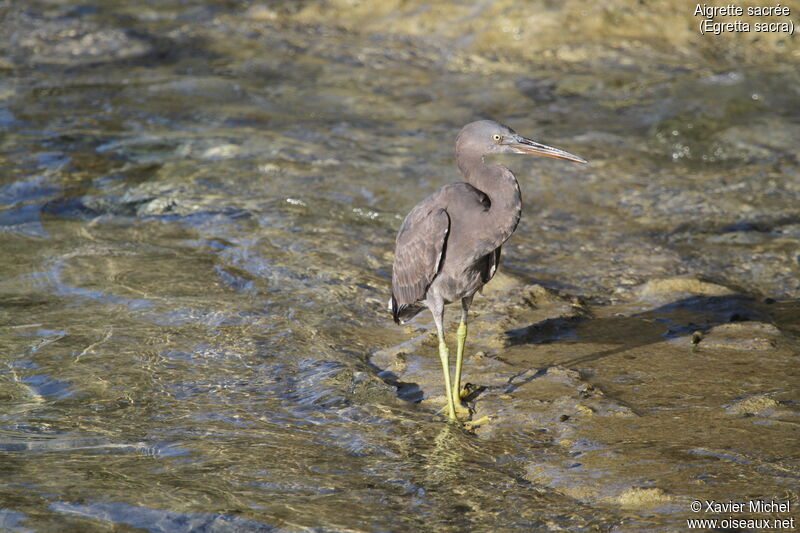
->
[390,120,587,422]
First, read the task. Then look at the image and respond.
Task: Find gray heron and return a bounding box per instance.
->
[390,120,587,422]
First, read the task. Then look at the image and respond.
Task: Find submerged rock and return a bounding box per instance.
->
[726,394,785,416]
[617,487,672,509]
[631,277,735,303]
[699,322,781,351]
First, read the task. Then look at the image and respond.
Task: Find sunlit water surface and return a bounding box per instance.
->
[1,1,798,531]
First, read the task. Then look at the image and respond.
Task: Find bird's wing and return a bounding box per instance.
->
[391,205,450,323]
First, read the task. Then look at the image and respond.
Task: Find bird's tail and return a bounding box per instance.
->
[389,295,400,324]
[389,294,423,325]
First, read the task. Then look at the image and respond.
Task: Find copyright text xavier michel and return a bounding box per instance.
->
[687,499,796,530]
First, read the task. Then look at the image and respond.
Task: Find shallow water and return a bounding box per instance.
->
[1,1,798,531]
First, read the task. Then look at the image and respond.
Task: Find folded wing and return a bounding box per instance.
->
[390,206,450,323]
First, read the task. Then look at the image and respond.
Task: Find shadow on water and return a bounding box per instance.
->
[380,371,425,404]
[500,292,799,394]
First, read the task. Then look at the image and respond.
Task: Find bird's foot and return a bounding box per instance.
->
[463,415,491,431]
[439,383,486,423]
[445,389,470,417]
[453,400,471,419]
[436,398,471,422]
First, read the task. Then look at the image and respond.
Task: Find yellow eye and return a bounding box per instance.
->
[492,134,502,142]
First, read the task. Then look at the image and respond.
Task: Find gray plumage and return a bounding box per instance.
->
[388,119,586,422]
[390,163,513,324]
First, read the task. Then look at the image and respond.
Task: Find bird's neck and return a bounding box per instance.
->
[461,158,522,244]
[456,149,483,179]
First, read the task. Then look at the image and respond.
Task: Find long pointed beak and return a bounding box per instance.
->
[509,136,588,164]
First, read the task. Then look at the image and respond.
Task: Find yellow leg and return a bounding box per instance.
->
[452,320,467,408]
[438,340,458,421]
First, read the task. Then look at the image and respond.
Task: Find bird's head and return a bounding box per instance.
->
[456,120,587,164]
